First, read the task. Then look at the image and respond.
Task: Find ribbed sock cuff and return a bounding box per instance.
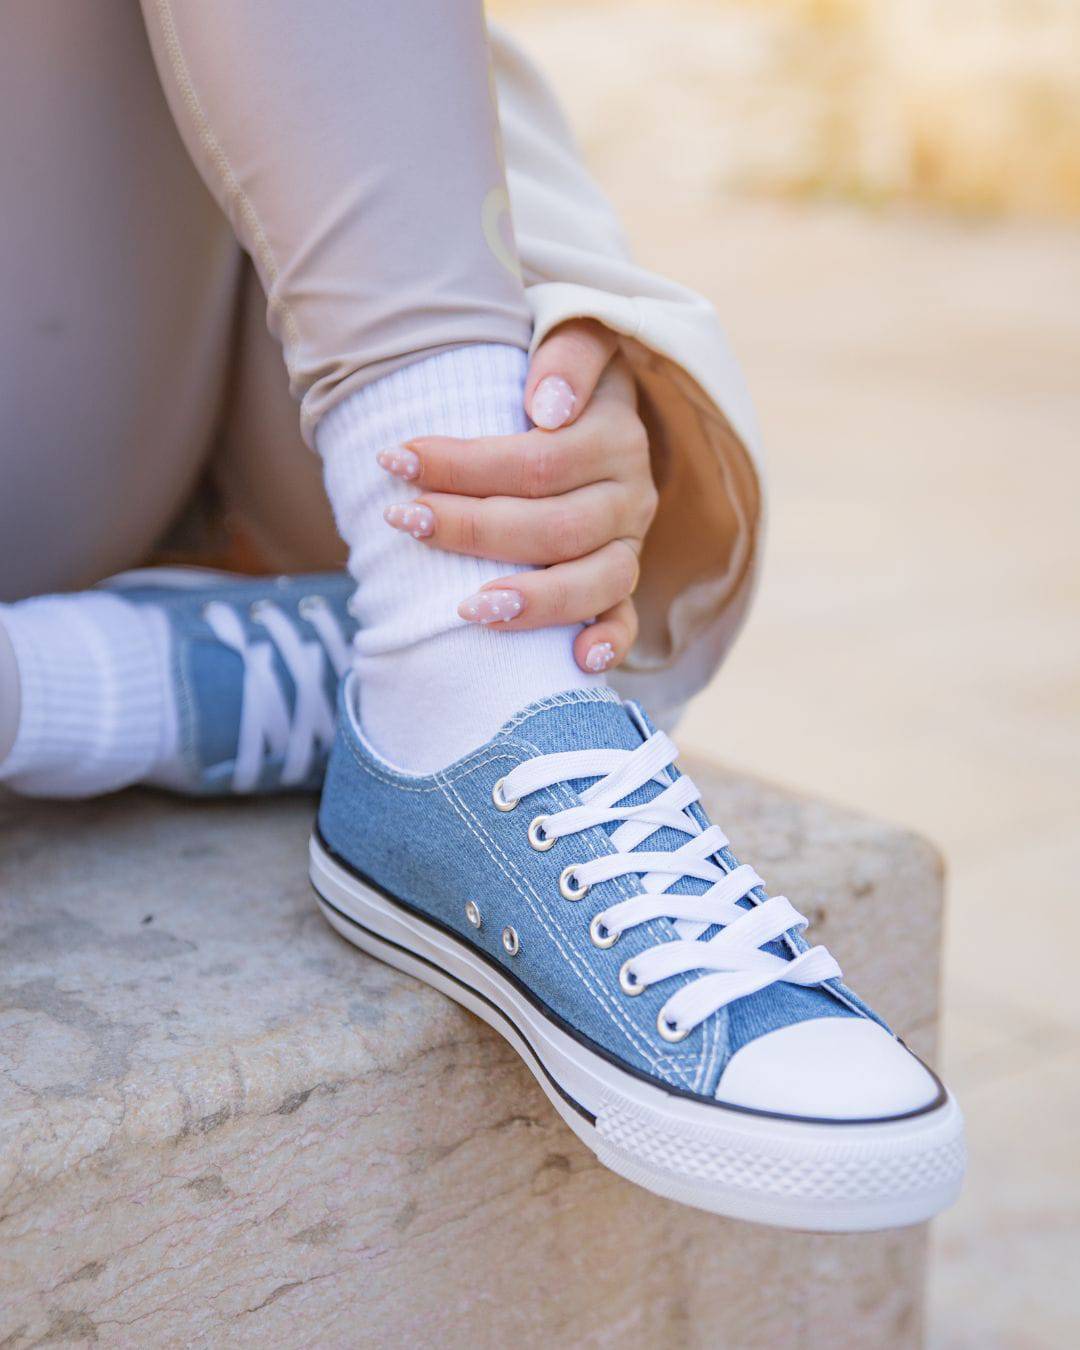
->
[0,593,168,797]
[318,343,534,654]
[315,343,602,772]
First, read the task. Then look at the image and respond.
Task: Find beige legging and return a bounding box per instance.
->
[0,0,532,604]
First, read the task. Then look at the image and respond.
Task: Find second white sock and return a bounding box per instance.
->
[318,344,601,773]
[0,593,171,798]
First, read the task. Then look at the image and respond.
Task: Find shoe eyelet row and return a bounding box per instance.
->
[491,777,519,812]
[528,815,556,851]
[559,866,589,901]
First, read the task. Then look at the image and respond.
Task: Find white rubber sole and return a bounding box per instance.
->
[310,835,965,1232]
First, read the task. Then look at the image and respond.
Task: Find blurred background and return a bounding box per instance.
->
[493,2,1079,1345]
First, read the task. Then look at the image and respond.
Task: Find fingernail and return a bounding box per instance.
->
[584,640,615,673]
[384,502,434,539]
[376,446,421,480]
[458,588,525,624]
[531,375,576,430]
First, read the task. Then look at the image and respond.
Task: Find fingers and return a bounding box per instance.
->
[526,318,619,430]
[457,540,640,632]
[574,598,640,674]
[382,424,610,499]
[381,377,645,503]
[385,483,646,566]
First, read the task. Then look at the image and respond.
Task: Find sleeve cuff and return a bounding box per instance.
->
[525,280,765,726]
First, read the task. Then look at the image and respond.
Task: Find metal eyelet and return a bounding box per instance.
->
[589,914,619,949]
[298,595,324,620]
[559,866,590,902]
[249,599,272,623]
[619,960,645,996]
[528,816,556,851]
[657,1009,691,1043]
[501,926,520,957]
[492,777,519,812]
[464,900,482,930]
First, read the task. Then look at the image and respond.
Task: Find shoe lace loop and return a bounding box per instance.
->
[500,730,842,1037]
[203,598,350,791]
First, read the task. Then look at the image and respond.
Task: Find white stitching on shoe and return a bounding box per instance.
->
[340,732,511,793]
[335,716,702,1085]
[497,688,620,735]
[513,733,702,1088]
[496,733,842,1043]
[435,759,675,1075]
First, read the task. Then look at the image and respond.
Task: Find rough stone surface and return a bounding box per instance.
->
[0,759,943,1348]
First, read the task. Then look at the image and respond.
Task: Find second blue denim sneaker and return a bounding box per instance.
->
[102,568,356,794]
[312,679,965,1231]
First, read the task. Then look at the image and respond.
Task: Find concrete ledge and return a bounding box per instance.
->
[0,759,943,1347]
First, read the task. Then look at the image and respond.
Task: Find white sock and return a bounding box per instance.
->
[318,344,601,773]
[0,594,173,798]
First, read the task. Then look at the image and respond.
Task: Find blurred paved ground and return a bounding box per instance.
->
[666,200,1080,1350]
[504,12,1080,1343]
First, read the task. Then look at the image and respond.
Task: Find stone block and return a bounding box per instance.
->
[0,758,943,1347]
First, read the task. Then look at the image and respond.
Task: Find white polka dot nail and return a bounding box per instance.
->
[458,589,525,624]
[384,501,435,539]
[531,375,577,430]
[376,446,421,480]
[584,640,615,673]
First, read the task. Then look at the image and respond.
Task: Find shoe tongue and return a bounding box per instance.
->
[188,640,245,767]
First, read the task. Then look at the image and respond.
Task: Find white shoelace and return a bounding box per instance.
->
[203,598,351,791]
[498,730,842,1042]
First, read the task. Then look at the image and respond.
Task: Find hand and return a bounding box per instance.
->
[377,320,657,674]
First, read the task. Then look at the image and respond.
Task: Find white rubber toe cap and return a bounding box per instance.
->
[716,1017,941,1120]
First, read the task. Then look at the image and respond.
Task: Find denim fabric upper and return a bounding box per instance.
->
[110,571,355,793]
[319,683,883,1098]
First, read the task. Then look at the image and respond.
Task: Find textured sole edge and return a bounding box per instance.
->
[310,835,965,1232]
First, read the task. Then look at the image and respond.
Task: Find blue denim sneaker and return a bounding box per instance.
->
[102,567,356,794]
[312,680,965,1232]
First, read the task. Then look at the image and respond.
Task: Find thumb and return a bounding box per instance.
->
[526,318,619,431]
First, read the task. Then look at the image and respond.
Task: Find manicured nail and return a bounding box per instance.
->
[584,641,615,673]
[376,446,420,480]
[531,375,576,430]
[384,501,434,539]
[458,588,525,624]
